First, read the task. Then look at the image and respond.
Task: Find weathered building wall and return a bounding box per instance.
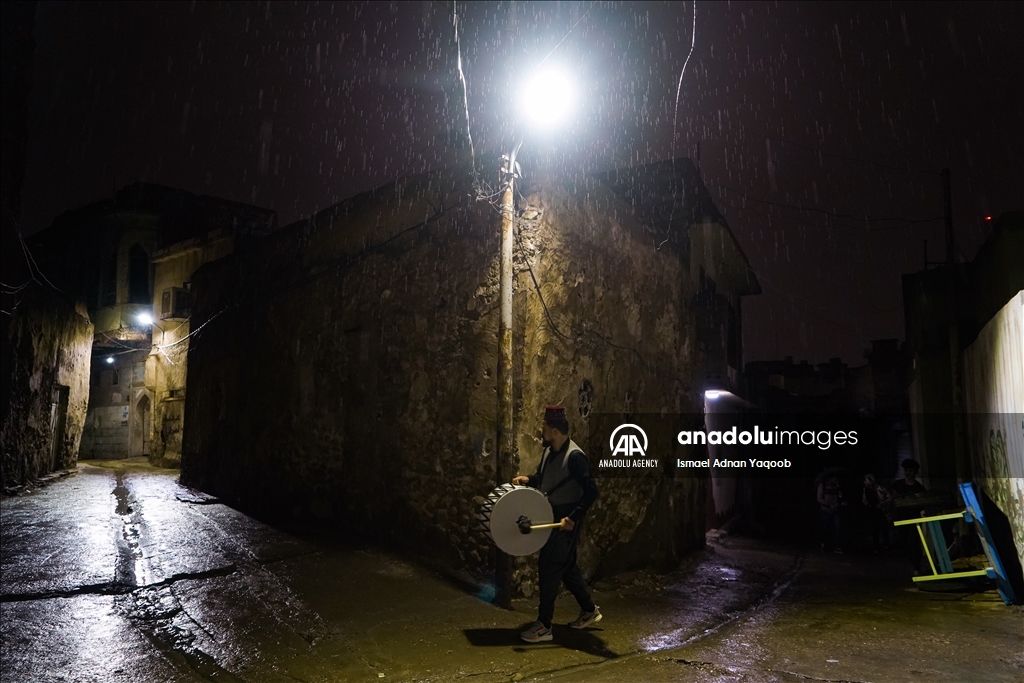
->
[1,284,93,488]
[149,233,235,466]
[182,162,754,589]
[184,172,502,576]
[509,180,712,583]
[963,290,1024,573]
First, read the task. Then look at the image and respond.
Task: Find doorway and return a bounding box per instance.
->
[49,385,70,470]
[132,394,152,456]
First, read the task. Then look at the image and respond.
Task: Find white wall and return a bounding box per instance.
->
[963,290,1024,572]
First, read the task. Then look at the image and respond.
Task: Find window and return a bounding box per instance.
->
[100,258,117,307]
[128,245,151,304]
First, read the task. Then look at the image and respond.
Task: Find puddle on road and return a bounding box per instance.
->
[112,472,147,588]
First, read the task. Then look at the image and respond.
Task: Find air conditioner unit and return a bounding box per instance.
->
[160,287,192,320]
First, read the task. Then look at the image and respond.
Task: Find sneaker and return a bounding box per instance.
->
[520,621,553,643]
[568,607,603,629]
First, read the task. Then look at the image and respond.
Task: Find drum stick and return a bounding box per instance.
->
[529,522,563,530]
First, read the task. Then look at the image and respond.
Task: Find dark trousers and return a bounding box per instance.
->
[899,525,924,572]
[866,508,889,549]
[538,521,595,628]
[819,508,841,549]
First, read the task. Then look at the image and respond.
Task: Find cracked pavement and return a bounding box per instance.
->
[2,461,1021,682]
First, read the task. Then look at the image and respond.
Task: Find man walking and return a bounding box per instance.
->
[512,406,601,643]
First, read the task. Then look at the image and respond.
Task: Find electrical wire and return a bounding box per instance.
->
[1,280,32,293]
[452,1,478,183]
[3,202,62,293]
[153,310,226,350]
[664,2,697,251]
[535,2,595,69]
[671,1,697,162]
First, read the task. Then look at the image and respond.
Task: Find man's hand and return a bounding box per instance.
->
[559,517,575,531]
[512,476,530,486]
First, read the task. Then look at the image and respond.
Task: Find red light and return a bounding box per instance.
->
[984,216,992,221]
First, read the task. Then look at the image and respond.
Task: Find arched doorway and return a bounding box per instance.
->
[132,394,152,456]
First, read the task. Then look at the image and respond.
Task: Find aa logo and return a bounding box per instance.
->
[609,424,648,457]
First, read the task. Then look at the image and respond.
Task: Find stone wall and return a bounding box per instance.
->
[1,285,93,488]
[182,163,746,588]
[509,181,709,585]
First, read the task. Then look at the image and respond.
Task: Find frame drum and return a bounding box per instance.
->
[477,484,554,556]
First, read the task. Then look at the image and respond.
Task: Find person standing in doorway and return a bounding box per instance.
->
[513,406,601,643]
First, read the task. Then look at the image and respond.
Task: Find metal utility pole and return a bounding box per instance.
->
[494,141,522,609]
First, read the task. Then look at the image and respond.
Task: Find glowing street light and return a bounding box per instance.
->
[520,66,575,128]
[136,311,166,345]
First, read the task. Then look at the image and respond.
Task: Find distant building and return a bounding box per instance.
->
[30,183,276,464]
[745,340,908,418]
[181,159,760,588]
[737,343,912,534]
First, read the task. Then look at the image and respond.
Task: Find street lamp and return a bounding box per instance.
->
[493,66,574,607]
[496,64,576,483]
[520,66,575,127]
[136,312,165,345]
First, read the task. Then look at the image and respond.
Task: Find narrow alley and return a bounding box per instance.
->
[2,462,1019,683]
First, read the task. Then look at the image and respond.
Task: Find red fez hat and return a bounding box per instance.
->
[544,406,566,422]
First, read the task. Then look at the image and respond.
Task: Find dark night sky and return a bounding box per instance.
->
[18,1,1024,365]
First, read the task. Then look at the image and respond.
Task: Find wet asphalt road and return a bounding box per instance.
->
[1,461,1021,683]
